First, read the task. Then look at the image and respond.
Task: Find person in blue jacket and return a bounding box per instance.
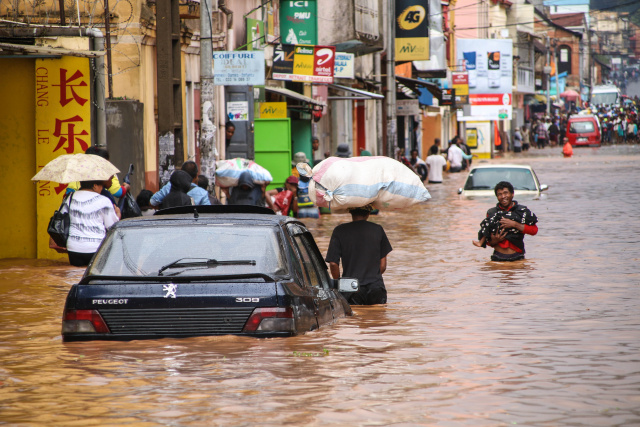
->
[150,161,211,207]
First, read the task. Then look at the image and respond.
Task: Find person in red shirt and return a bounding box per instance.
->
[473,181,538,261]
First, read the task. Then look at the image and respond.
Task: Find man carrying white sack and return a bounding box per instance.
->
[325,204,393,305]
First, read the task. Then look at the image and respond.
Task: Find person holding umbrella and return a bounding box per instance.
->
[66,179,120,266]
[32,153,121,267]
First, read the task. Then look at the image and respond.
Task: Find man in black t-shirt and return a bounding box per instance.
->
[325,205,393,305]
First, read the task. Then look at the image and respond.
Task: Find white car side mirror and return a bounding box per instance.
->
[337,278,359,293]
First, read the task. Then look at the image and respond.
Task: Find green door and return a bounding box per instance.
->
[291,119,312,162]
[254,118,291,189]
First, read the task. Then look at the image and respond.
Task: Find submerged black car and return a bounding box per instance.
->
[62,206,358,341]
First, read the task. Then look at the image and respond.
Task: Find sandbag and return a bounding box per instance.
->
[215,158,273,188]
[300,156,430,212]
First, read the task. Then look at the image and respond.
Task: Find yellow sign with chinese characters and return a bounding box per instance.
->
[35,56,92,259]
[259,102,287,119]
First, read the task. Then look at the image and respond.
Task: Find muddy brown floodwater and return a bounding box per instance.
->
[1,146,640,426]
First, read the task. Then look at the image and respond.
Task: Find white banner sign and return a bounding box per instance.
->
[213,51,265,86]
[397,99,420,116]
[456,39,513,119]
[334,53,354,79]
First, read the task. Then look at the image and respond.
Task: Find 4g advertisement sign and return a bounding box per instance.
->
[395,0,430,62]
[273,44,335,83]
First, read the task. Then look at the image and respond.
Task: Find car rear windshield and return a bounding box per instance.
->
[569,121,595,133]
[88,224,288,278]
[464,168,538,191]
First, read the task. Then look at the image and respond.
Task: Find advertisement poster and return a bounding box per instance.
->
[213,51,265,86]
[466,128,478,148]
[227,101,249,121]
[280,0,317,45]
[395,0,430,62]
[452,71,469,104]
[273,44,335,83]
[246,18,266,51]
[259,102,287,119]
[441,89,455,106]
[456,39,513,120]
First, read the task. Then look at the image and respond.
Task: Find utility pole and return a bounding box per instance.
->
[386,0,397,158]
[156,0,184,186]
[587,23,593,104]
[545,35,551,116]
[553,39,560,111]
[199,0,217,187]
[104,0,114,99]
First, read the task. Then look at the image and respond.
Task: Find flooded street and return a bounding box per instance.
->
[1,145,640,426]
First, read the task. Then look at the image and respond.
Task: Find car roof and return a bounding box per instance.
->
[570,115,597,120]
[114,206,296,229]
[469,164,533,171]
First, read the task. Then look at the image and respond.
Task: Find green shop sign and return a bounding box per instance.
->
[280,0,317,45]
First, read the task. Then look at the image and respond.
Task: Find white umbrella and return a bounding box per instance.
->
[31,154,120,183]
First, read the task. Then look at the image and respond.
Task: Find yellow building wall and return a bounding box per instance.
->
[0,59,37,259]
[141,43,159,191]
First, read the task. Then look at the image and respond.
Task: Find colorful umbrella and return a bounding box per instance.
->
[560,89,580,100]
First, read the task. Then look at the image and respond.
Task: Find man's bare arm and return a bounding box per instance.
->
[380,256,387,274]
[329,262,340,279]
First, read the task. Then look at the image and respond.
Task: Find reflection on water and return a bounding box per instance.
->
[1,146,640,425]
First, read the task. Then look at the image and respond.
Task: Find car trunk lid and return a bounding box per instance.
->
[71,278,279,337]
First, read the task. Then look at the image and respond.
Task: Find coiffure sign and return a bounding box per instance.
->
[213,51,265,86]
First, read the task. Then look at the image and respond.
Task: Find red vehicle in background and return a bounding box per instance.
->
[566,115,601,147]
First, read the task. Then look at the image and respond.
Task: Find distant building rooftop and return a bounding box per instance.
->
[550,13,586,28]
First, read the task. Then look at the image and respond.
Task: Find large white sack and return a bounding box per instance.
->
[301,156,430,212]
[215,158,273,187]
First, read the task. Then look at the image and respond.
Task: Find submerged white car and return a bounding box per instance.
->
[458,164,548,197]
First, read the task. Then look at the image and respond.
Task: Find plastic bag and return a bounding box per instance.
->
[119,191,142,219]
[273,190,294,215]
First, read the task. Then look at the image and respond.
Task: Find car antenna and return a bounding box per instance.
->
[193,207,199,219]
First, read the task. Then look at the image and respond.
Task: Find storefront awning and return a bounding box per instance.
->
[326,83,385,100]
[395,76,442,101]
[264,86,326,107]
[524,94,547,105]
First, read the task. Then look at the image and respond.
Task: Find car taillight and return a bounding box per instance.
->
[62,310,110,334]
[242,307,294,332]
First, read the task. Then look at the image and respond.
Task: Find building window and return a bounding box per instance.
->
[558,45,572,75]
